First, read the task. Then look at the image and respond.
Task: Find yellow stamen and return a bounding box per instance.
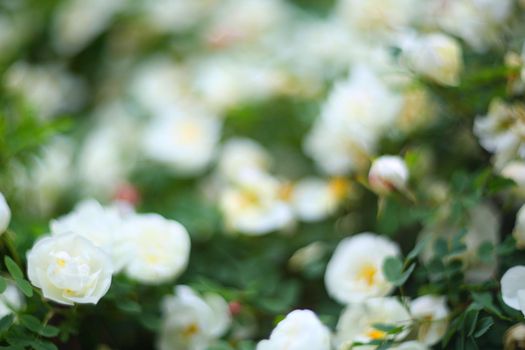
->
[357,264,377,286]
[182,323,199,337]
[367,329,386,340]
[57,259,66,267]
[278,183,294,201]
[329,177,350,200]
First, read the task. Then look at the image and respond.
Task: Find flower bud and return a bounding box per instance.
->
[368,156,409,195]
[0,193,11,234]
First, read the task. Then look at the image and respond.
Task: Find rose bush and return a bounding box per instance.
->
[1,0,525,349]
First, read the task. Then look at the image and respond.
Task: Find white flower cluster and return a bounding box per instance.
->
[25,199,191,305]
[214,138,353,235]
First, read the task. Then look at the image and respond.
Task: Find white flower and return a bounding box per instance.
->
[0,193,11,234]
[410,296,449,345]
[325,233,400,304]
[428,0,512,52]
[218,138,272,182]
[400,32,463,86]
[368,156,409,195]
[418,203,500,283]
[474,99,525,169]
[335,297,411,349]
[142,107,221,175]
[51,199,129,272]
[192,56,285,112]
[0,285,24,319]
[129,57,188,115]
[304,65,402,175]
[158,285,231,350]
[5,62,85,120]
[26,234,112,305]
[219,170,294,235]
[206,0,288,47]
[19,137,74,215]
[256,310,331,350]
[77,104,139,197]
[337,0,420,39]
[52,0,124,55]
[141,0,214,33]
[291,177,350,222]
[123,214,190,284]
[501,266,525,316]
[514,205,525,248]
[501,161,525,197]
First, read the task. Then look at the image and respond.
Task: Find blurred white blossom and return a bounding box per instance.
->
[256,310,331,350]
[335,297,411,348]
[158,285,231,350]
[123,213,191,285]
[142,106,221,175]
[219,170,294,235]
[410,295,449,345]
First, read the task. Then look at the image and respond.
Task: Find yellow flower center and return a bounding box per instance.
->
[329,177,350,200]
[239,190,261,208]
[357,264,377,286]
[367,329,386,340]
[57,258,66,267]
[179,122,201,143]
[278,183,294,201]
[182,323,199,337]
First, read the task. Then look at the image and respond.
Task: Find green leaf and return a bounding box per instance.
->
[0,314,14,334]
[39,325,60,338]
[20,315,42,333]
[29,339,58,350]
[407,236,430,261]
[117,299,142,314]
[4,257,23,281]
[471,292,505,319]
[382,257,415,286]
[477,242,494,263]
[0,277,7,294]
[474,317,494,338]
[383,257,403,283]
[372,323,404,334]
[13,278,33,298]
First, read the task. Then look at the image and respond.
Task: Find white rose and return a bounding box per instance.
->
[369,156,409,195]
[335,297,411,349]
[401,32,463,86]
[0,284,24,319]
[501,161,525,197]
[51,199,129,272]
[158,285,231,350]
[325,233,400,304]
[337,0,419,38]
[142,107,221,175]
[514,204,525,249]
[256,310,331,350]
[218,138,272,182]
[501,266,525,316]
[26,234,112,305]
[304,65,402,175]
[291,177,349,222]
[0,193,11,234]
[123,214,190,284]
[410,295,450,345]
[219,170,294,235]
